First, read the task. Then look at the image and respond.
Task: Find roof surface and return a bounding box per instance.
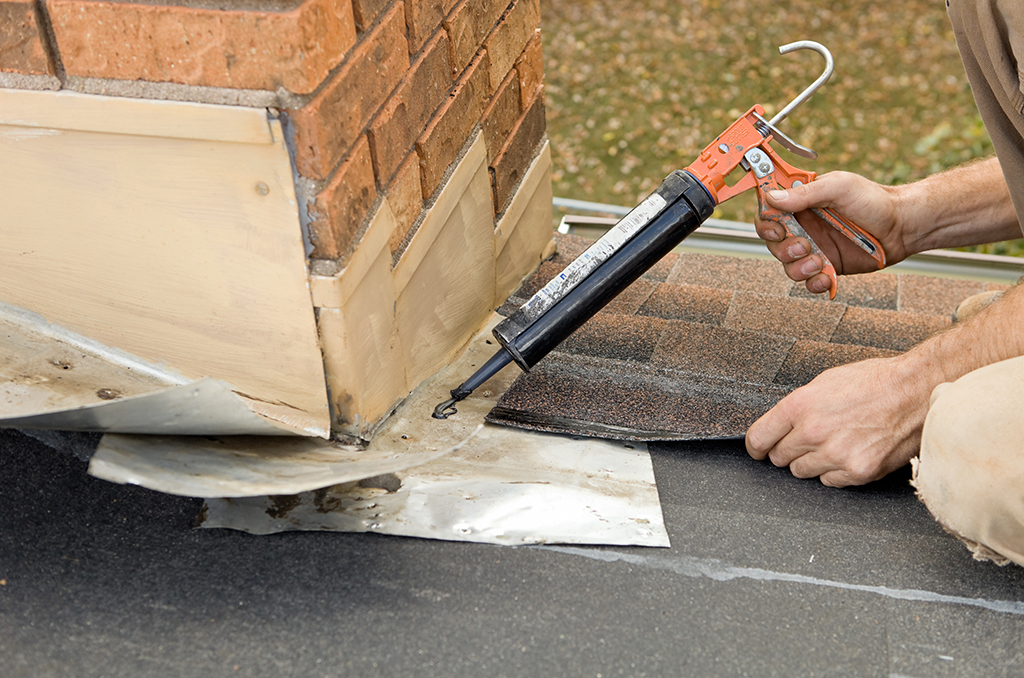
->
[487,234,1005,440]
[4,235,1024,676]
[4,427,1024,677]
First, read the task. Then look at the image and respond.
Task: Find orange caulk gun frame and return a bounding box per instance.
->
[684,43,886,299]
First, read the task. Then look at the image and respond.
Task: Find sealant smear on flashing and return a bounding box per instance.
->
[487,234,965,441]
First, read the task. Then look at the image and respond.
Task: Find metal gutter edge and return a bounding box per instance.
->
[556,212,1024,285]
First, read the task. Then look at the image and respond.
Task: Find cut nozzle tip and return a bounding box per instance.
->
[432,397,459,420]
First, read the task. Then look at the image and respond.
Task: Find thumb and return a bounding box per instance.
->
[764,173,846,212]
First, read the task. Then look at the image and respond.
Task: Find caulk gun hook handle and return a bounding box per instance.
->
[768,41,834,128]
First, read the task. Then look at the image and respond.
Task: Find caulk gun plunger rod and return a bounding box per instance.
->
[768,41,833,127]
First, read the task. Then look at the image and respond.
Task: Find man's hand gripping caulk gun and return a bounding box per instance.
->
[686,41,886,299]
[433,40,887,420]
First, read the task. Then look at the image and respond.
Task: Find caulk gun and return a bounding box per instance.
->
[433,40,886,419]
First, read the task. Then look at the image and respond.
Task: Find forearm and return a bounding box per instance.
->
[898,281,1024,389]
[893,157,1021,254]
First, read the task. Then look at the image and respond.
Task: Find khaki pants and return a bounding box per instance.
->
[914,356,1024,566]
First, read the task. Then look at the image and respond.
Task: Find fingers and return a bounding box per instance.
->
[744,400,796,461]
[747,387,872,486]
[755,226,813,267]
[755,171,902,278]
[746,355,926,489]
[803,272,833,295]
[752,419,890,488]
[757,435,871,487]
[754,219,786,244]
[789,451,844,481]
[818,469,856,488]
[755,230,831,293]
[754,206,831,290]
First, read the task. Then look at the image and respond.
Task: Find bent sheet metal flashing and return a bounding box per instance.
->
[0,303,320,437]
[0,304,669,547]
[197,320,669,546]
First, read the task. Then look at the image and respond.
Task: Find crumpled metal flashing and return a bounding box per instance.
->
[87,317,670,546]
[199,431,666,546]
[0,303,317,436]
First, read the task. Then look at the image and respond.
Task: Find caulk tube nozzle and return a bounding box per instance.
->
[432,347,513,419]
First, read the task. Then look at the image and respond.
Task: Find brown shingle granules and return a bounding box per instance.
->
[486,234,980,441]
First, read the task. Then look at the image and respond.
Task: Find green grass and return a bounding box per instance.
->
[541,0,1024,256]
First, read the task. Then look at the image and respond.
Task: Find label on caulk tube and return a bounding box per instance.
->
[523,192,668,315]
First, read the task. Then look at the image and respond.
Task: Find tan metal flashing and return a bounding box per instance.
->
[0,89,329,437]
[494,141,555,305]
[396,138,496,389]
[494,141,551,254]
[317,239,406,437]
[393,133,489,296]
[309,198,398,309]
[0,88,275,143]
[104,320,669,549]
[312,134,554,437]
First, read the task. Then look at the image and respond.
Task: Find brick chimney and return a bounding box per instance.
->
[0,0,554,439]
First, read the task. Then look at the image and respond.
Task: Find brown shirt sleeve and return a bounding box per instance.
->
[948,0,1024,236]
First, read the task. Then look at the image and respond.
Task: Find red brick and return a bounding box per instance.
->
[489,83,545,214]
[309,135,377,260]
[289,3,409,181]
[404,0,445,54]
[0,0,51,74]
[47,0,356,94]
[416,49,489,198]
[514,28,543,108]
[483,0,538,92]
[387,151,424,256]
[367,29,451,184]
[442,0,507,76]
[352,0,391,31]
[481,67,520,161]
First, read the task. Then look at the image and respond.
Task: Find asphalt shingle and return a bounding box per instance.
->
[488,235,960,440]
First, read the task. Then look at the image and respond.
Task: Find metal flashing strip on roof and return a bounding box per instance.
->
[197,318,670,547]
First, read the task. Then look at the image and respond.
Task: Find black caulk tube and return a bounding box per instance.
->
[433,170,715,419]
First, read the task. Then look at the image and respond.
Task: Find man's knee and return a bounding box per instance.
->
[914,359,1024,567]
